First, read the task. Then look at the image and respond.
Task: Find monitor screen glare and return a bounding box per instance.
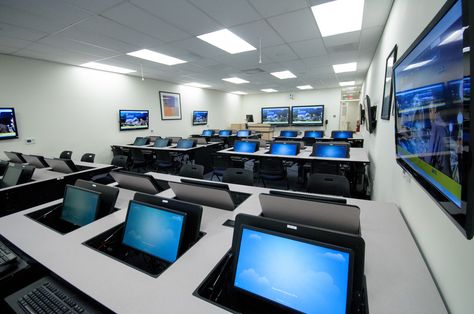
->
[237,130,250,137]
[60,186,100,226]
[304,131,324,138]
[314,145,348,158]
[332,131,353,139]
[270,143,298,156]
[234,141,258,153]
[202,130,214,136]
[280,130,298,137]
[219,130,232,136]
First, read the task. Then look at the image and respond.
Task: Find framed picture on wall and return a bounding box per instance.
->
[381,45,397,120]
[159,91,182,120]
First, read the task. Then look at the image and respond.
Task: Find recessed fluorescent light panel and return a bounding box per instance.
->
[339,81,355,86]
[333,62,357,73]
[270,70,297,79]
[261,88,278,93]
[80,62,136,74]
[297,85,313,90]
[185,82,211,88]
[311,0,364,37]
[197,29,256,54]
[127,49,186,65]
[232,91,248,95]
[222,77,249,84]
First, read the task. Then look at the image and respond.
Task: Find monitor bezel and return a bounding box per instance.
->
[261,106,290,126]
[119,109,150,131]
[291,105,325,126]
[192,110,208,126]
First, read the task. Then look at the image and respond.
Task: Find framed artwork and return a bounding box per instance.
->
[381,45,397,120]
[159,91,182,120]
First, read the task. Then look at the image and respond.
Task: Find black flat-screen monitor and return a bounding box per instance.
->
[261,107,290,125]
[237,130,250,137]
[332,130,354,139]
[60,185,101,227]
[279,130,298,137]
[122,200,186,263]
[219,130,232,136]
[291,105,324,126]
[119,110,149,131]
[176,139,196,149]
[201,129,214,137]
[22,154,49,168]
[133,137,149,146]
[363,95,376,133]
[1,165,23,187]
[233,141,259,153]
[313,143,350,158]
[0,108,19,140]
[193,111,208,125]
[304,130,324,138]
[269,143,299,156]
[154,138,171,147]
[75,179,119,217]
[44,158,78,174]
[4,151,25,163]
[393,0,473,238]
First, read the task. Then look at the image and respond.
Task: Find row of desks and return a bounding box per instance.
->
[0,172,446,313]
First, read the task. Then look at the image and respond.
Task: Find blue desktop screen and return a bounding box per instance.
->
[133,137,148,145]
[270,143,298,156]
[219,130,232,136]
[332,131,353,139]
[280,130,298,137]
[177,139,194,148]
[202,130,214,136]
[193,111,208,125]
[304,131,324,138]
[237,130,250,137]
[234,141,257,153]
[122,201,185,263]
[314,145,348,158]
[234,228,351,314]
[60,186,99,226]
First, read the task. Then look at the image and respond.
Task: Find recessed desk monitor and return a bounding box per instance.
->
[60,185,101,227]
[195,137,208,145]
[312,142,350,158]
[133,137,149,146]
[0,160,8,176]
[75,179,119,217]
[122,200,187,263]
[304,130,324,138]
[154,138,172,148]
[133,193,203,249]
[260,193,360,235]
[233,141,259,153]
[22,154,49,168]
[176,139,196,149]
[237,130,250,137]
[331,130,354,139]
[279,130,298,137]
[4,151,26,164]
[232,224,353,314]
[201,130,215,137]
[109,170,167,194]
[269,142,299,156]
[44,158,78,173]
[219,130,232,136]
[0,165,23,188]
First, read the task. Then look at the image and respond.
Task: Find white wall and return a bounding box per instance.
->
[241,88,342,135]
[0,54,242,163]
[362,0,474,313]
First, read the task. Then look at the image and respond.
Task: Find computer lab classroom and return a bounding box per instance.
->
[0,0,472,313]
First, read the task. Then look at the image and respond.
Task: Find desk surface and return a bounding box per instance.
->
[112,142,220,152]
[219,146,370,163]
[0,172,445,313]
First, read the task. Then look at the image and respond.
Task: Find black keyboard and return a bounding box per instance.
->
[5,276,102,314]
[0,240,17,266]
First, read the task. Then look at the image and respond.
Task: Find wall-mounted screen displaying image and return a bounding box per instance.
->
[119,110,149,131]
[0,108,19,140]
[193,111,208,125]
[291,105,324,126]
[261,107,290,125]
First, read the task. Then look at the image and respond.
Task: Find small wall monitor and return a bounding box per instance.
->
[304,130,324,138]
[0,108,19,140]
[313,143,350,158]
[279,130,298,137]
[233,225,353,314]
[219,130,232,136]
[60,185,101,227]
[119,110,149,131]
[331,130,354,139]
[193,111,208,125]
[122,200,186,263]
[291,105,324,126]
[237,130,250,137]
[233,141,259,153]
[269,143,299,156]
[261,107,290,125]
[201,129,214,137]
[363,95,376,133]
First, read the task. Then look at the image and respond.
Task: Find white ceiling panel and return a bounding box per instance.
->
[359,26,384,52]
[302,55,331,68]
[171,37,229,58]
[189,0,261,27]
[64,0,124,14]
[290,38,326,59]
[230,20,284,48]
[323,31,361,48]
[0,45,18,54]
[362,0,393,29]
[248,0,308,18]
[0,23,47,41]
[0,36,31,50]
[16,43,94,65]
[267,9,320,43]
[38,36,121,59]
[262,44,298,63]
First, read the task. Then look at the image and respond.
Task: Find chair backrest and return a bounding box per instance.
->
[111,155,128,168]
[130,148,145,162]
[212,154,230,169]
[59,150,72,159]
[170,137,182,144]
[307,173,351,197]
[259,158,285,175]
[0,160,8,176]
[195,137,208,144]
[111,146,124,157]
[81,153,95,163]
[223,168,254,186]
[179,164,204,179]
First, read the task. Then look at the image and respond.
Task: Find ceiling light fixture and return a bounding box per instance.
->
[197,29,256,54]
[333,62,357,73]
[185,82,211,88]
[339,81,355,86]
[232,91,248,95]
[222,77,249,84]
[297,85,313,90]
[261,88,278,93]
[270,70,297,79]
[311,0,364,37]
[127,49,186,65]
[80,62,136,74]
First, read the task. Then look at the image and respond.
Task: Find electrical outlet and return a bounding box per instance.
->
[25,138,35,145]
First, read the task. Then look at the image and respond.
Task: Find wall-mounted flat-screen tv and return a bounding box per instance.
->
[0,108,19,140]
[261,107,290,125]
[119,110,149,131]
[291,105,324,126]
[193,111,208,125]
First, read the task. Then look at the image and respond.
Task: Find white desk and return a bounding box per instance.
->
[112,142,220,153]
[0,172,446,313]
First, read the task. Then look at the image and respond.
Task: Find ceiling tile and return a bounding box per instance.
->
[362,0,393,29]
[64,0,123,14]
[359,26,383,52]
[0,44,18,54]
[323,30,361,48]
[267,9,320,43]
[230,20,284,48]
[38,35,120,59]
[262,44,298,63]
[248,0,308,18]
[15,42,95,65]
[290,38,326,59]
[0,36,31,50]
[171,37,228,58]
[189,0,261,27]
[0,22,47,41]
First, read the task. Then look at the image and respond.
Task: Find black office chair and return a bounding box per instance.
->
[111,146,125,157]
[0,160,8,176]
[80,153,95,163]
[154,151,178,174]
[258,158,288,189]
[129,149,148,172]
[179,164,204,179]
[307,173,351,197]
[223,168,254,186]
[59,151,72,159]
[211,154,231,181]
[111,155,129,168]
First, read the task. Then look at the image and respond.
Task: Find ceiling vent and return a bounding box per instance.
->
[241,68,265,75]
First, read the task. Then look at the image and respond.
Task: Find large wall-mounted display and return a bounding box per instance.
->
[261,107,290,125]
[119,110,149,131]
[192,111,208,125]
[0,108,19,140]
[291,105,324,126]
[393,0,473,238]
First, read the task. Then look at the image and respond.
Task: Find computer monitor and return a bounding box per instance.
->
[237,130,250,137]
[22,154,49,168]
[269,143,299,156]
[75,179,119,217]
[313,143,350,158]
[109,170,166,194]
[233,225,353,314]
[331,131,354,139]
[201,130,214,137]
[133,137,149,146]
[219,130,232,136]
[176,139,196,149]
[279,130,298,137]
[60,185,101,227]
[1,165,23,187]
[4,151,25,163]
[122,200,187,263]
[233,141,259,153]
[304,130,324,138]
[154,138,171,147]
[44,158,78,173]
